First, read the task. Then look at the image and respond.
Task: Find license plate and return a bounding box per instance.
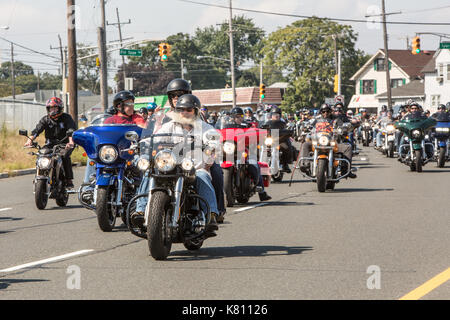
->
[387,135,395,141]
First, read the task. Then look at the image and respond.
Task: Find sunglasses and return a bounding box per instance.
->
[170,91,188,98]
[321,110,330,113]
[123,102,134,107]
[175,107,194,113]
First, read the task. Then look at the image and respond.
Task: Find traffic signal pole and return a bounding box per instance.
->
[228,0,236,109]
[381,0,393,109]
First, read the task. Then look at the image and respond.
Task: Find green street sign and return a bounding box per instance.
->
[120,49,142,56]
[439,42,450,49]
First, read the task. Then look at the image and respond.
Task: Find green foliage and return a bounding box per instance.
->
[262,17,369,112]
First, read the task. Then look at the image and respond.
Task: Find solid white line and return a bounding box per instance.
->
[234,203,267,213]
[0,208,12,212]
[0,249,94,273]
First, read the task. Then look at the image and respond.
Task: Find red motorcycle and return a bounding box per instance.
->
[216,117,270,207]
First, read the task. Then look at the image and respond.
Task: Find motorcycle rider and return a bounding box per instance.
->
[137,79,227,223]
[138,107,149,122]
[147,94,221,236]
[104,90,146,128]
[24,97,76,188]
[299,103,356,179]
[261,106,294,173]
[431,104,449,121]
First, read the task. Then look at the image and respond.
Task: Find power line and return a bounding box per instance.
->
[178,0,450,26]
[0,36,60,60]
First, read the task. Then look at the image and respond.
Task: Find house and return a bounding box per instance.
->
[421,47,450,113]
[348,49,435,114]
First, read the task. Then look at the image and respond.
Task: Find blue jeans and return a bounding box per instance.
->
[136,170,219,215]
[247,164,265,193]
[376,132,383,147]
[210,162,225,214]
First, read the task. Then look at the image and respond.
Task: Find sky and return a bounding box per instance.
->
[1,0,450,86]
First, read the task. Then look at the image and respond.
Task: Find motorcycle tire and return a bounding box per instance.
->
[415,150,422,173]
[96,186,116,232]
[147,191,172,260]
[326,166,336,190]
[272,171,284,182]
[35,179,48,210]
[438,147,446,168]
[316,158,327,193]
[183,239,203,251]
[388,141,395,158]
[223,168,235,207]
[56,191,69,207]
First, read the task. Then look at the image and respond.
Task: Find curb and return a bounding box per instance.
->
[0,162,85,180]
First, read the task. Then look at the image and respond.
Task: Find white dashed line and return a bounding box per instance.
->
[233,203,268,213]
[0,208,12,212]
[0,249,94,273]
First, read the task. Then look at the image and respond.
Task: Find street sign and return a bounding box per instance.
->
[335,95,345,103]
[120,49,142,57]
[124,77,133,91]
[439,42,450,49]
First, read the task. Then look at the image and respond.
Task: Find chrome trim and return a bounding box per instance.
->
[170,176,184,228]
[143,177,155,227]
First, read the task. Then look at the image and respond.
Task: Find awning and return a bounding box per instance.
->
[347,94,380,110]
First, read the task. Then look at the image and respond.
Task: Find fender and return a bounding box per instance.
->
[438,140,447,148]
[221,161,234,169]
[96,172,116,186]
[412,142,423,150]
[55,157,64,183]
[35,175,49,181]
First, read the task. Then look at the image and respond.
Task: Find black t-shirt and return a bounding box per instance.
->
[31,113,76,145]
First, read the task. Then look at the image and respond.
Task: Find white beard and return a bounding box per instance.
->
[167,111,201,128]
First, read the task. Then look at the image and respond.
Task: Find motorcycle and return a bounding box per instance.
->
[382,122,397,158]
[360,120,373,146]
[19,129,74,210]
[216,116,270,207]
[433,120,450,168]
[259,128,294,182]
[141,131,220,260]
[396,116,436,172]
[297,121,353,192]
[72,116,143,231]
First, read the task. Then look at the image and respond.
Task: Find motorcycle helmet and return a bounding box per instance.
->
[319,103,332,114]
[230,107,244,117]
[106,105,116,115]
[438,104,447,111]
[139,107,148,116]
[346,110,354,117]
[113,90,135,114]
[270,106,282,115]
[175,94,201,115]
[46,97,64,119]
[166,78,192,108]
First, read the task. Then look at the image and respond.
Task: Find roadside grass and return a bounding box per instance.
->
[0,124,87,174]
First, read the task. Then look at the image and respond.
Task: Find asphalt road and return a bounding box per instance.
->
[0,146,449,300]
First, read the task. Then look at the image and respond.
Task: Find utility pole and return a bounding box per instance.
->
[228,0,236,109]
[67,0,78,127]
[338,50,342,96]
[259,60,263,103]
[10,43,15,99]
[107,7,131,90]
[181,59,185,79]
[98,0,108,111]
[381,0,393,109]
[50,34,67,107]
[332,35,338,75]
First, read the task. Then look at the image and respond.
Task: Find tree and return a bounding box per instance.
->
[0,61,34,80]
[76,43,112,94]
[39,72,62,90]
[261,17,369,112]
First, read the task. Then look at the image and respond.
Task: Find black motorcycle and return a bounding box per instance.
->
[141,132,220,260]
[19,129,74,210]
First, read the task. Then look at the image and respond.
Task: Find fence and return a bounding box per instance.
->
[0,99,47,132]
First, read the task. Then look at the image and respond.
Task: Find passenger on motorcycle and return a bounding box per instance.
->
[299,103,356,179]
[104,91,146,128]
[25,97,76,188]
[431,105,449,121]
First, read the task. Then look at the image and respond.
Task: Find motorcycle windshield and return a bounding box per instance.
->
[396,117,436,133]
[73,124,142,160]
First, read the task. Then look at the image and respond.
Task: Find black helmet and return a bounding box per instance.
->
[334,101,344,108]
[438,104,447,111]
[113,90,135,113]
[320,103,332,113]
[175,94,201,114]
[106,105,116,115]
[230,107,244,116]
[139,107,148,115]
[270,106,281,115]
[381,105,388,111]
[167,79,192,108]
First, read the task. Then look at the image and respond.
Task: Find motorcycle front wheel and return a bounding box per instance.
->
[415,150,422,173]
[223,167,235,207]
[438,147,446,168]
[147,191,172,260]
[316,158,327,193]
[96,186,116,232]
[35,179,48,210]
[387,141,395,158]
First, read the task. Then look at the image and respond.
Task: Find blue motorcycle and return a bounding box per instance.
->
[433,120,450,168]
[73,118,143,232]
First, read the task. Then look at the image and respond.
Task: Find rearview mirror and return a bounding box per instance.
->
[66,129,74,137]
[19,129,28,137]
[125,131,139,142]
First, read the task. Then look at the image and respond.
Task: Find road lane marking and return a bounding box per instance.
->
[233,203,268,213]
[399,267,450,300]
[0,208,12,212]
[0,249,94,273]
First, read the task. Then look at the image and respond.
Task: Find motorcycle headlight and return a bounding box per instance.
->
[37,157,51,169]
[223,142,235,154]
[264,137,273,146]
[154,150,176,172]
[181,158,194,171]
[99,145,118,164]
[425,135,430,140]
[137,157,150,171]
[412,129,421,138]
[386,125,395,133]
[318,135,330,146]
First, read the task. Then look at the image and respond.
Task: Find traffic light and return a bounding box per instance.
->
[166,43,172,57]
[412,36,421,55]
[158,43,169,61]
[259,83,266,99]
[333,74,339,93]
[96,57,100,68]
